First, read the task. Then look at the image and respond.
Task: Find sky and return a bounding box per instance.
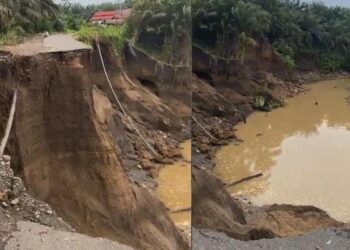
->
[303,0,350,7]
[58,0,350,7]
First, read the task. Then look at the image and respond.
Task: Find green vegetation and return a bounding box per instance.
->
[75,25,129,53]
[319,53,344,72]
[0,0,58,43]
[0,0,190,65]
[254,89,283,111]
[193,0,271,58]
[0,26,26,45]
[193,0,350,72]
[273,41,296,71]
[0,0,58,32]
[52,0,132,32]
[128,0,191,66]
[0,0,134,53]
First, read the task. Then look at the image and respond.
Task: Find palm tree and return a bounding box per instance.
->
[131,0,191,65]
[0,0,57,32]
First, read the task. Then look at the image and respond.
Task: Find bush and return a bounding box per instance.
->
[0,26,26,45]
[319,54,343,72]
[282,55,295,71]
[253,89,283,111]
[65,16,84,31]
[53,19,65,32]
[342,55,350,71]
[273,41,296,71]
[74,25,129,54]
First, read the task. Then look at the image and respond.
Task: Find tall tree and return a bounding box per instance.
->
[0,0,58,32]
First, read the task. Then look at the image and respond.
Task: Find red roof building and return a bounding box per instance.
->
[90,9,132,25]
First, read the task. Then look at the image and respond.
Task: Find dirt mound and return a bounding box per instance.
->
[192,166,246,226]
[192,167,276,241]
[0,44,189,249]
[247,204,343,237]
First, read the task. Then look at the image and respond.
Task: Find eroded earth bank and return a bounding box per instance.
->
[192,36,350,249]
[0,35,190,250]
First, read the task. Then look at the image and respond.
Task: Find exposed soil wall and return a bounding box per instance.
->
[123,44,191,107]
[0,46,189,250]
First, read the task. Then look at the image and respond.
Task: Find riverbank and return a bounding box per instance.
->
[192,71,350,243]
[193,71,350,171]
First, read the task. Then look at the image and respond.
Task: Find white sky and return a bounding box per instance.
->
[303,0,350,7]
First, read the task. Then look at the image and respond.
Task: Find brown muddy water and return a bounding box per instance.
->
[157,140,191,227]
[215,79,350,222]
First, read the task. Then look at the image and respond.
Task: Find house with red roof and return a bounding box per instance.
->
[90,9,132,25]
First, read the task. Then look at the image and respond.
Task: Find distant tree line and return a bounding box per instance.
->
[193,0,350,72]
[129,0,191,65]
[0,0,132,41]
[2,0,349,71]
[0,0,192,66]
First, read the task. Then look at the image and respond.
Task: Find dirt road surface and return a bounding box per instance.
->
[5,221,134,250]
[192,228,350,250]
[2,34,90,56]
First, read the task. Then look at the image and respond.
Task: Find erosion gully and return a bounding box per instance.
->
[215,79,350,222]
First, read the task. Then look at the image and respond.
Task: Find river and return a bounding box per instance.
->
[157,140,191,227]
[215,79,350,222]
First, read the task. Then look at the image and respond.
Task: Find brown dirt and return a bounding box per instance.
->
[0,41,190,249]
[246,204,343,237]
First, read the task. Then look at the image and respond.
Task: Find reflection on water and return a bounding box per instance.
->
[157,140,191,227]
[215,79,350,222]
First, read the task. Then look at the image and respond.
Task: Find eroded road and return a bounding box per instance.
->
[2,34,90,56]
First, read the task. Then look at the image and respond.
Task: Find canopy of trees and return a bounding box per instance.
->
[0,0,133,34]
[193,0,350,72]
[0,0,58,33]
[129,0,191,65]
[1,0,349,71]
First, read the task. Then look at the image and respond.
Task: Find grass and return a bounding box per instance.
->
[74,24,129,54]
[0,26,26,46]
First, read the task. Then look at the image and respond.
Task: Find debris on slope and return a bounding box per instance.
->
[0,154,73,249]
